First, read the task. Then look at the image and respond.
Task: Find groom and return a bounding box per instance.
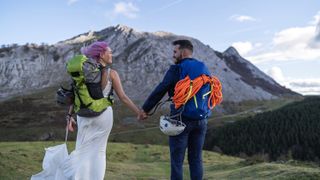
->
[141,39,211,180]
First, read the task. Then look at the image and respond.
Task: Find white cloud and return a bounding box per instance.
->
[230,15,256,22]
[310,21,320,48]
[290,80,320,88]
[265,67,320,95]
[272,26,315,46]
[287,78,320,95]
[67,0,79,5]
[309,11,320,25]
[246,12,320,63]
[266,66,285,84]
[254,43,262,48]
[231,41,263,56]
[232,41,253,55]
[112,2,139,19]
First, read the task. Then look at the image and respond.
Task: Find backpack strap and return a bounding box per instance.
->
[106,68,111,82]
[105,68,114,104]
[72,82,91,108]
[106,68,113,95]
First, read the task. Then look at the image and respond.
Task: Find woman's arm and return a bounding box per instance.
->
[111,70,140,115]
[67,104,74,116]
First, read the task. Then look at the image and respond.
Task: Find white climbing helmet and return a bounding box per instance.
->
[159,116,186,136]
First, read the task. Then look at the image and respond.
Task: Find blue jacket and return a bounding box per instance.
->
[142,58,211,118]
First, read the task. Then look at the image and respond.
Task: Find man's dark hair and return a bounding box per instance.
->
[172,40,193,52]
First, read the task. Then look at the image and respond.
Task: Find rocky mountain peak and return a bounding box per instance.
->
[224,46,240,56]
[0,25,301,105]
[152,31,174,37]
[114,24,135,33]
[111,24,143,39]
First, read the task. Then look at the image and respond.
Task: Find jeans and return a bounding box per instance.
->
[169,119,207,180]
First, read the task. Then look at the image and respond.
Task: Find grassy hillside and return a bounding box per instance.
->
[1,142,320,180]
[0,85,297,143]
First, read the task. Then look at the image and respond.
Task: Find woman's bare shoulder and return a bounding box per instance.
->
[110,68,118,75]
[109,69,119,80]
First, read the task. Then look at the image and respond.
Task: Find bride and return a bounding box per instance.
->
[31,41,146,180]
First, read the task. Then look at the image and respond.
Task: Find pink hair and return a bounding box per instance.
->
[81,41,108,61]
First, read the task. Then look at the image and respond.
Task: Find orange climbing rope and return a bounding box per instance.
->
[173,74,223,109]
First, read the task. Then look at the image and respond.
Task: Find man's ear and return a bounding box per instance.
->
[182,49,192,58]
[181,49,186,57]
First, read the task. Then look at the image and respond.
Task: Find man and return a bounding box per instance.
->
[142,40,213,180]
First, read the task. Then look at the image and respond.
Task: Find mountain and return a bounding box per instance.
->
[0,24,300,103]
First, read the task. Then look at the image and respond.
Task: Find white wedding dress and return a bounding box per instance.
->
[31,70,113,180]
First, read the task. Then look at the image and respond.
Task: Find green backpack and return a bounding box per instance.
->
[66,55,112,117]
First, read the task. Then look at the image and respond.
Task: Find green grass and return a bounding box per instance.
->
[0,142,320,180]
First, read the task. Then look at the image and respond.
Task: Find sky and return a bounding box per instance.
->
[1,0,320,95]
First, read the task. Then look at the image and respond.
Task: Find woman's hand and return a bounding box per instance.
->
[66,115,77,132]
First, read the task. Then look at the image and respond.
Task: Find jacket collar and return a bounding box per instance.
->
[178,57,194,64]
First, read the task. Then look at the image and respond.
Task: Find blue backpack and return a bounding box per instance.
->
[174,58,212,120]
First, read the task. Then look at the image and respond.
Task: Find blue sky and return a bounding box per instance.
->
[1,0,320,95]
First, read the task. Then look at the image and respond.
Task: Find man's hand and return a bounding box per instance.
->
[138,110,148,121]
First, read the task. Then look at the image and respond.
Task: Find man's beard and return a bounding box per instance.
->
[174,54,183,64]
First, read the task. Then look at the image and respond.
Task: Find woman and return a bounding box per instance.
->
[32,41,145,180]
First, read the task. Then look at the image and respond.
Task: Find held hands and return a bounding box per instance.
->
[66,115,77,132]
[137,109,148,121]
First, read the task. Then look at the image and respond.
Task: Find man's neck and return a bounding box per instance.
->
[176,57,192,64]
[182,55,192,60]
[182,55,192,59]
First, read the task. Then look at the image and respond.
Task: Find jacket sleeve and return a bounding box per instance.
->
[142,65,180,113]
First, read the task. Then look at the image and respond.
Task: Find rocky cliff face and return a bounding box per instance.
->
[0,24,300,102]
